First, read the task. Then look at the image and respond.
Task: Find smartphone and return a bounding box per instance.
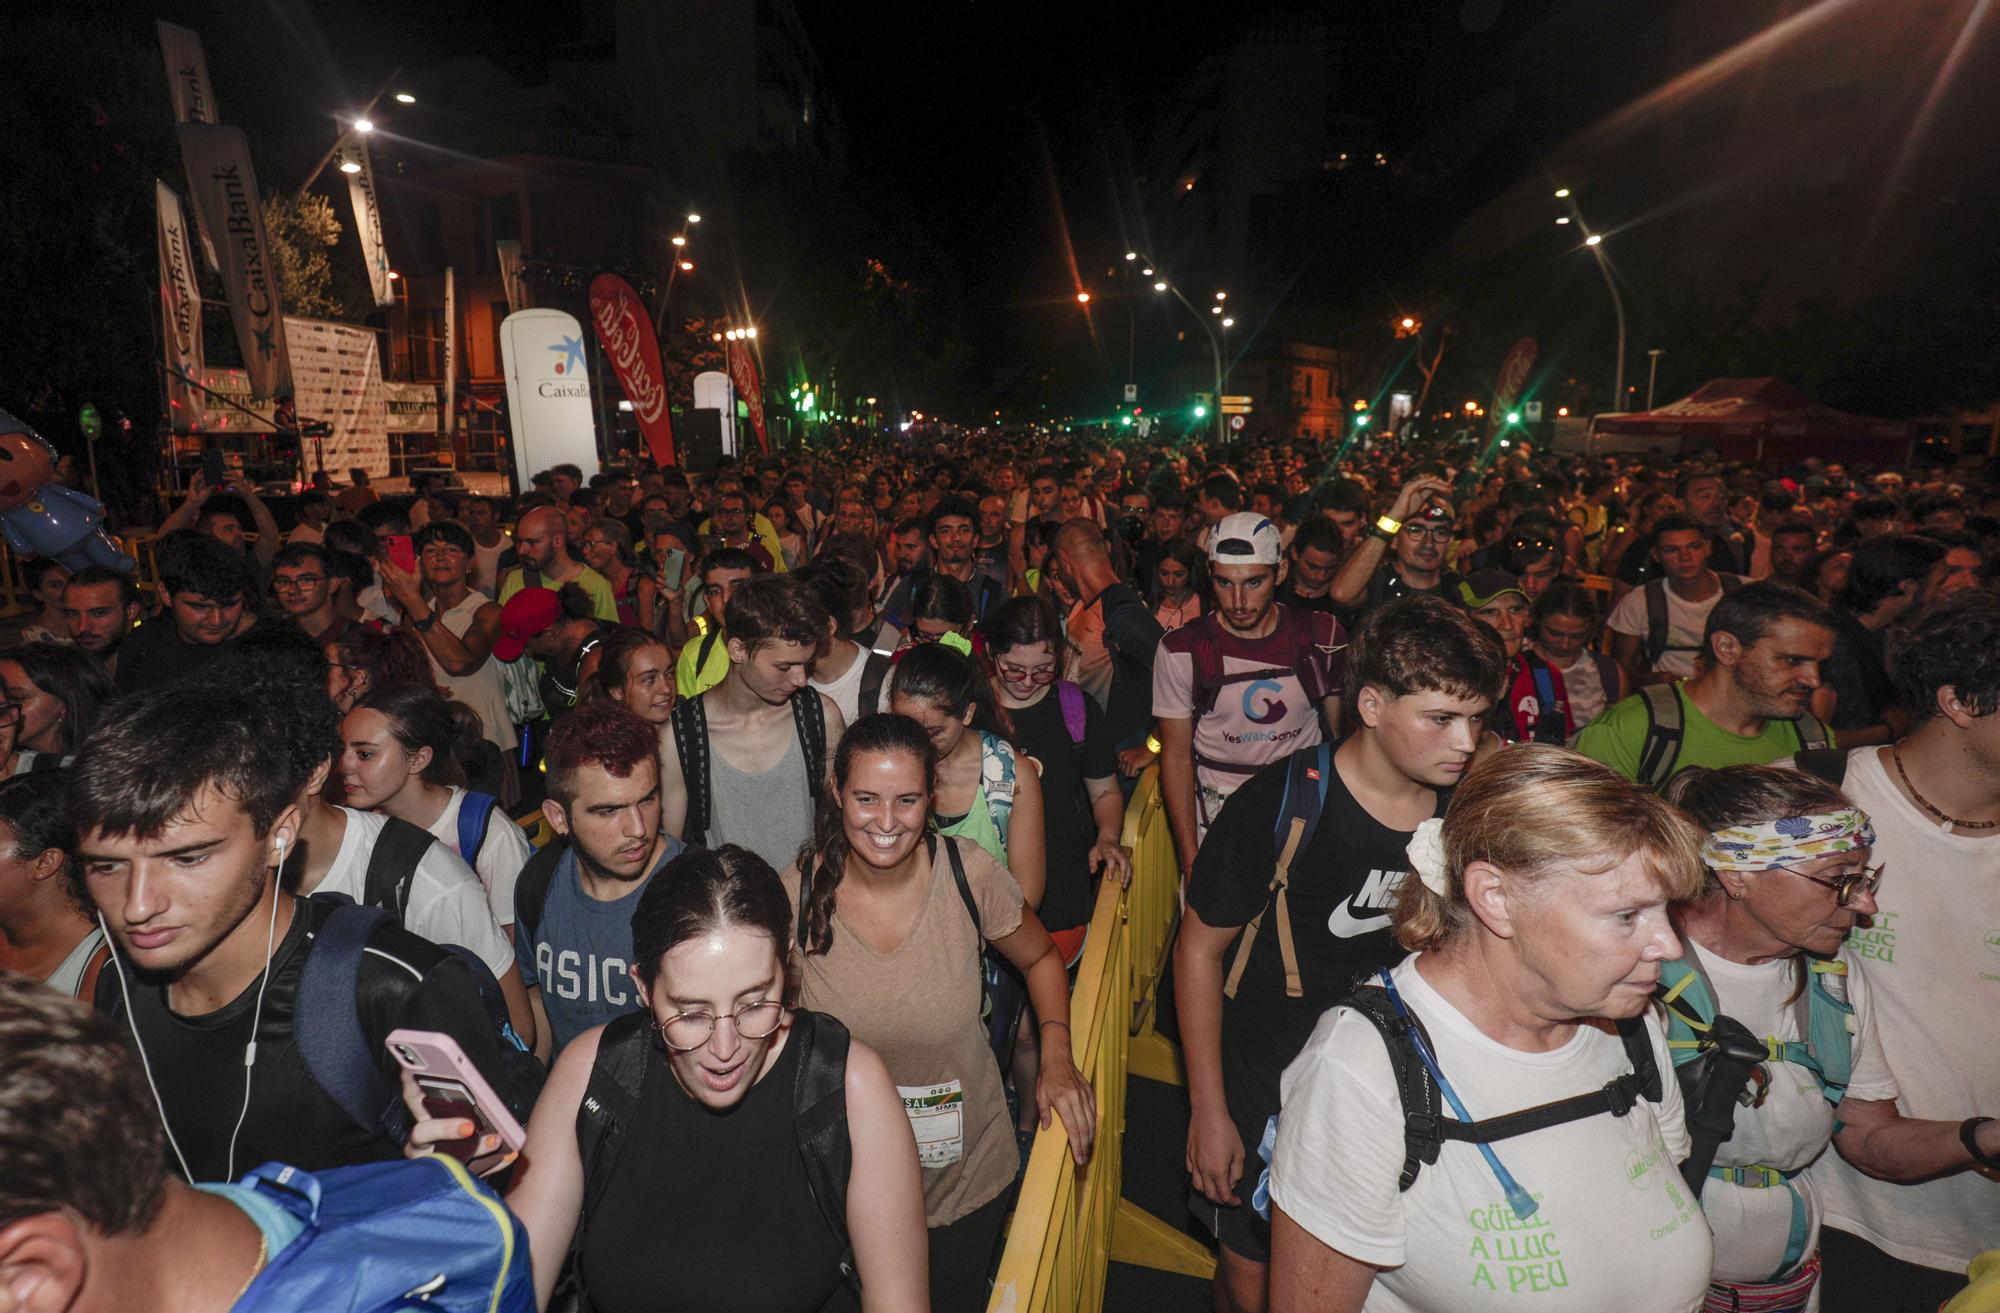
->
[385,1029,526,1176]
[656,545,687,593]
[386,533,417,576]
[201,448,226,489]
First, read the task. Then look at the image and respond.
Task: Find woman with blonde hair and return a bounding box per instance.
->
[1268,744,1714,1312]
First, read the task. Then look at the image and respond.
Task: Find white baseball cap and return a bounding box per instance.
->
[1208,512,1284,566]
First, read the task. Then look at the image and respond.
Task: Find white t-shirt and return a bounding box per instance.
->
[1796,746,2000,1272]
[472,533,511,598]
[424,787,532,931]
[312,807,514,981]
[1606,578,1738,678]
[809,641,882,725]
[1543,649,1611,730]
[1270,954,1712,1313]
[1684,940,1897,1286]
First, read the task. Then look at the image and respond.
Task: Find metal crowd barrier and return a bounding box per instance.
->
[988,767,1214,1313]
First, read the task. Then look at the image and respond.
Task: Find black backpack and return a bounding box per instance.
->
[856,649,893,719]
[557,1007,857,1312]
[670,688,827,848]
[1642,573,1744,669]
[1632,682,1831,790]
[358,815,441,921]
[1340,981,1662,1192]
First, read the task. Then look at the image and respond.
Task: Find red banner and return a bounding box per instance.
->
[727,339,769,455]
[587,272,676,466]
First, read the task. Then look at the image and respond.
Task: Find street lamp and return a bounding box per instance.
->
[671,235,687,247]
[353,118,375,134]
[1646,347,1665,410]
[338,160,361,175]
[393,92,416,104]
[686,212,702,224]
[1554,186,1627,412]
[1076,291,1092,304]
[1124,251,1137,261]
[1136,252,1226,443]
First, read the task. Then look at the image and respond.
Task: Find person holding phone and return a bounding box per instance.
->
[404,845,931,1313]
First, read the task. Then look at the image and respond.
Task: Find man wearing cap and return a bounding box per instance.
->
[1152,512,1347,879]
[494,583,608,719]
[1459,567,1573,744]
[1327,474,1461,619]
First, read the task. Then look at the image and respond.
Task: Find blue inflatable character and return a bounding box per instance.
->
[0,409,135,573]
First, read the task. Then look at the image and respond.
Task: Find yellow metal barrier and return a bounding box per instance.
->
[517,808,557,849]
[988,767,1214,1313]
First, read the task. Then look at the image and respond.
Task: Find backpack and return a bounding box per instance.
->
[670,687,826,848]
[1520,651,1567,745]
[228,1157,535,1312]
[973,731,1019,853]
[1222,743,1332,1001]
[1792,746,1850,787]
[513,838,571,944]
[1655,950,1856,1196]
[856,648,893,718]
[1642,574,1744,669]
[1055,679,1088,748]
[296,892,540,1147]
[455,791,501,868]
[1341,978,1663,1193]
[560,1008,858,1312]
[1632,682,1831,790]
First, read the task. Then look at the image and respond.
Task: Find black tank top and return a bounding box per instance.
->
[578,1024,851,1313]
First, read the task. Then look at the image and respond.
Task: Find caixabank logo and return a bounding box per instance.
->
[539,335,589,398]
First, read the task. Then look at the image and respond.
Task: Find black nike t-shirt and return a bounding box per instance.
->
[99,895,538,1183]
[1186,749,1450,1147]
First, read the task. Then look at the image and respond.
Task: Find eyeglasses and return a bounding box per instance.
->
[655,999,787,1052]
[1772,862,1884,907]
[0,703,20,727]
[996,662,1058,685]
[1402,523,1453,543]
[271,575,327,591]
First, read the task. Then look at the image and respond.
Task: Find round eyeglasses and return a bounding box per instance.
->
[654,999,787,1052]
[1772,862,1884,908]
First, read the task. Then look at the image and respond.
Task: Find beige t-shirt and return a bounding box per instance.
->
[782,838,1025,1226]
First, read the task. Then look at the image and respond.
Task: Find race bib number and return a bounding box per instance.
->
[898,1080,966,1168]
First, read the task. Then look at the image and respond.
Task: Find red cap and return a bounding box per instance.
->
[493,587,561,661]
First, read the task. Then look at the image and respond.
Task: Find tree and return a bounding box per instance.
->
[263,191,361,322]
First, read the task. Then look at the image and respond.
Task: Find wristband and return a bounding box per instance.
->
[412,612,437,633]
[1962,1117,1999,1169]
[1370,514,1402,542]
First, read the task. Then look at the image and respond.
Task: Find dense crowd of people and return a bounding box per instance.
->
[1,424,1997,1312]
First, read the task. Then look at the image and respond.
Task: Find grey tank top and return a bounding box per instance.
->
[46,926,106,999]
[706,733,817,874]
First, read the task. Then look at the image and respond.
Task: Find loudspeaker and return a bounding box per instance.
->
[681,408,724,472]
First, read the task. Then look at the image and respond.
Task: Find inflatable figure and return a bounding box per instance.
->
[0,409,135,573]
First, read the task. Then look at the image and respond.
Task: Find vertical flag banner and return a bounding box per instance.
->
[496,240,527,315]
[176,123,291,401]
[499,309,598,492]
[155,180,205,427]
[339,136,395,307]
[587,272,676,467]
[155,19,221,268]
[442,267,457,440]
[726,339,769,455]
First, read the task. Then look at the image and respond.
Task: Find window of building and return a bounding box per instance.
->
[477,195,520,274]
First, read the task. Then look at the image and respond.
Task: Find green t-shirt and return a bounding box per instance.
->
[1575,681,1835,782]
[498,563,620,622]
[675,625,732,699]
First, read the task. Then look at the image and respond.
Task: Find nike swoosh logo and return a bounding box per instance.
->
[1326,901,1393,938]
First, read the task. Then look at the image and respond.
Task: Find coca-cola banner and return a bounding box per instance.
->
[727,339,769,455]
[587,272,675,467]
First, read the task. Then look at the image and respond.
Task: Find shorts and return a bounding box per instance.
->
[1188,1138,1270,1264]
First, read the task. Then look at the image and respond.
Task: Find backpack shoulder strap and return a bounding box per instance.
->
[513,839,568,942]
[1590,651,1620,701]
[979,734,1017,850]
[1339,984,1444,1191]
[363,816,438,921]
[697,624,722,671]
[296,893,407,1142]
[1056,680,1088,746]
[792,688,827,802]
[1286,608,1337,706]
[1618,1015,1663,1106]
[1635,682,1686,790]
[934,834,980,937]
[671,694,711,846]
[1792,746,1849,787]
[1792,711,1832,754]
[1803,957,1857,1103]
[1223,744,1330,1002]
[857,650,892,717]
[1184,619,1224,719]
[790,1009,859,1293]
[569,1011,652,1292]
[1718,572,1745,593]
[1655,955,1719,1069]
[456,791,500,863]
[1643,579,1669,666]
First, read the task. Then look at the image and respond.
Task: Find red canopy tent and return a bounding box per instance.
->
[1589,377,1911,465]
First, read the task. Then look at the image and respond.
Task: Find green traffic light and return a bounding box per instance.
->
[1192,404,1208,419]
[1120,414,1133,427]
[1356,415,1371,428]
[1506,411,1521,425]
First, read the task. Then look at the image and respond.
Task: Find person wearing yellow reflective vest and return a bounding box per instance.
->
[1660,763,2000,1313]
[675,548,759,699]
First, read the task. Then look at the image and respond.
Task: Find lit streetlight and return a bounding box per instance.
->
[1554,186,1627,410]
[686,212,702,224]
[1554,187,1571,199]
[678,259,694,271]
[1124,251,1137,261]
[671,235,687,247]
[338,160,362,175]
[353,118,375,134]
[1137,251,1226,442]
[1584,233,1603,247]
[1221,316,1234,327]
[1152,280,1167,292]
[393,92,416,104]
[1076,291,1091,304]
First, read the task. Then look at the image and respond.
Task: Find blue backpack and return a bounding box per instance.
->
[456,791,501,867]
[228,1157,535,1311]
